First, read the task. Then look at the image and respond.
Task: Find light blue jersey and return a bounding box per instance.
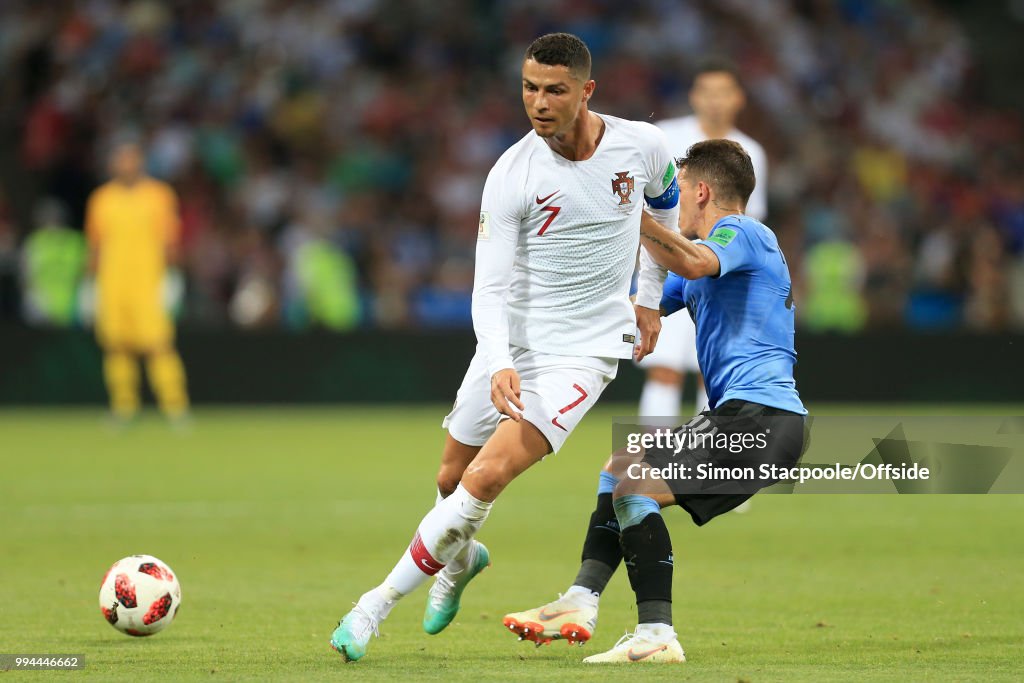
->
[660,215,806,414]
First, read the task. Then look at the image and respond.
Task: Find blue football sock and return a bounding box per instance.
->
[597,470,619,495]
[612,494,663,530]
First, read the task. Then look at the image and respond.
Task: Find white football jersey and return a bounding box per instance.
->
[656,114,768,221]
[473,113,678,376]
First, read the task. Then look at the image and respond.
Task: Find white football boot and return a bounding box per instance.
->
[503,590,598,646]
[582,624,686,664]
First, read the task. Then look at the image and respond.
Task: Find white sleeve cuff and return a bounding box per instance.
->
[486,356,516,378]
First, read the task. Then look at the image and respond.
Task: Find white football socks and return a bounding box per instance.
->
[375,484,492,601]
[565,585,600,609]
[639,379,682,419]
[435,487,474,576]
[635,622,677,642]
[357,586,399,621]
[640,377,708,417]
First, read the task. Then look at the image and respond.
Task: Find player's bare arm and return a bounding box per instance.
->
[639,210,720,279]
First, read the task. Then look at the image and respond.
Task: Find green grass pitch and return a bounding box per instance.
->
[1,405,1023,681]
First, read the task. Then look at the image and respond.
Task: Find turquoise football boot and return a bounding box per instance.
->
[423,541,491,634]
[330,602,381,662]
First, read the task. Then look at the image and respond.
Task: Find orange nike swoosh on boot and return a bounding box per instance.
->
[537,608,578,621]
[627,645,668,661]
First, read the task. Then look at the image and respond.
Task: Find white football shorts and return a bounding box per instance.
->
[443,345,618,454]
[634,311,700,373]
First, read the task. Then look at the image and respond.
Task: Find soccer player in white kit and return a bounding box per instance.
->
[638,58,768,418]
[330,33,680,663]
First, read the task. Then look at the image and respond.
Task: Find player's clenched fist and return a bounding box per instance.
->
[633,304,662,361]
[490,368,525,421]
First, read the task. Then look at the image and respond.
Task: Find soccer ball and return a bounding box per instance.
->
[98,555,181,637]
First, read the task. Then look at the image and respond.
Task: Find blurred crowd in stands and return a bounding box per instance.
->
[1,0,1022,332]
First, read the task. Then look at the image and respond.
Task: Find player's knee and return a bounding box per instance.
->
[601,454,616,473]
[604,449,634,479]
[461,460,513,501]
[436,469,461,498]
[611,475,645,499]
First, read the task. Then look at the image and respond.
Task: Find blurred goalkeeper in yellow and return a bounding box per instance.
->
[86,140,189,422]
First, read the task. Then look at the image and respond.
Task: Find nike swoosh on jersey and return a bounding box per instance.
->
[627,645,668,661]
[535,191,558,204]
[537,608,578,621]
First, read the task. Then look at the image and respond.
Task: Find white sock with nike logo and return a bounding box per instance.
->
[634,622,677,643]
[376,484,492,599]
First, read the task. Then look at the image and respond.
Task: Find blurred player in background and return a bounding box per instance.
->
[638,59,767,419]
[505,140,804,664]
[331,32,680,663]
[86,140,189,423]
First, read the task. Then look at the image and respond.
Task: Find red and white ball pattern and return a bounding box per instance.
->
[99,555,181,636]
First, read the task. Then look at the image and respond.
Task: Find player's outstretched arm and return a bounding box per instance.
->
[639,211,720,280]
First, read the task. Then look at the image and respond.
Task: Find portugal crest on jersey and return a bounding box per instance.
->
[611,171,635,205]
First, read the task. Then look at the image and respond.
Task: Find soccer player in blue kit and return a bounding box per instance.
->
[504,139,807,664]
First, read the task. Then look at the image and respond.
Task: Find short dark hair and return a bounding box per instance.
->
[677,139,755,206]
[693,56,743,89]
[524,33,591,81]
